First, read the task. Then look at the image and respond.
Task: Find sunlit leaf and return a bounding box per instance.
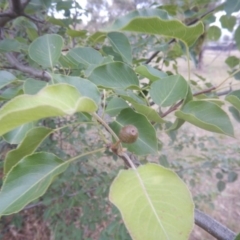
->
[109,163,194,240]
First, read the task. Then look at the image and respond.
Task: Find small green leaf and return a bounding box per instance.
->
[135,65,167,82]
[0,84,98,136]
[225,56,240,68]
[28,34,63,68]
[132,102,165,123]
[111,9,204,46]
[67,47,103,67]
[66,29,87,38]
[228,171,238,183]
[0,71,16,89]
[23,78,47,94]
[0,152,69,216]
[220,15,236,31]
[88,62,139,89]
[109,108,157,155]
[4,127,53,175]
[150,75,188,107]
[107,32,132,65]
[217,180,226,192]
[109,163,194,240]
[207,26,221,41]
[105,97,129,116]
[226,90,240,111]
[175,100,234,136]
[3,122,35,145]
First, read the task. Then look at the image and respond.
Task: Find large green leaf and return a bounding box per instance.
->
[0,152,69,216]
[132,103,165,124]
[135,65,167,82]
[53,74,101,104]
[4,127,53,175]
[109,163,194,240]
[28,34,63,68]
[109,108,157,155]
[0,84,97,136]
[107,32,132,65]
[110,9,204,47]
[0,71,16,89]
[175,100,234,136]
[225,90,240,111]
[150,75,189,107]
[67,47,103,67]
[88,62,139,89]
[3,122,35,144]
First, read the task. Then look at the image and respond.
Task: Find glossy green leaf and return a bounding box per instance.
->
[220,15,236,31]
[109,108,157,155]
[67,47,103,67]
[3,122,35,145]
[107,32,132,65]
[226,90,240,111]
[0,71,16,89]
[225,56,240,68]
[111,9,204,47]
[150,75,188,107]
[88,62,139,89]
[53,74,101,104]
[0,152,69,216]
[0,84,98,136]
[135,65,167,82]
[28,34,63,68]
[0,39,21,53]
[175,100,234,136]
[23,78,47,94]
[207,26,221,41]
[132,103,165,123]
[109,163,194,240]
[105,97,129,116]
[4,127,53,175]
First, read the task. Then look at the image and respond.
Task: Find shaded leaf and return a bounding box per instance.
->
[228,171,238,183]
[66,29,87,38]
[0,39,21,53]
[150,75,188,107]
[109,163,194,240]
[224,0,240,15]
[217,180,226,192]
[0,84,98,136]
[109,108,157,155]
[0,152,69,216]
[226,90,240,111]
[115,89,146,105]
[88,62,139,89]
[0,71,16,89]
[175,100,234,136]
[4,127,53,175]
[235,26,240,50]
[23,78,47,94]
[229,106,240,123]
[29,34,63,68]
[107,32,132,65]
[105,97,129,116]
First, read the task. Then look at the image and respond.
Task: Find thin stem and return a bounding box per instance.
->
[121,152,137,170]
[185,44,191,81]
[92,112,119,142]
[216,68,240,89]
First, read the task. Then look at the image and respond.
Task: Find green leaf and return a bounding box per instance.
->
[28,34,63,68]
[109,108,157,155]
[0,85,23,101]
[115,89,146,105]
[88,62,139,89]
[53,74,101,104]
[23,78,47,94]
[225,56,240,68]
[111,9,204,47]
[217,180,226,192]
[66,29,87,38]
[226,90,240,111]
[220,15,236,31]
[234,26,240,50]
[0,84,98,136]
[109,163,194,240]
[87,32,106,45]
[0,71,16,89]
[234,233,240,240]
[107,32,132,65]
[150,75,188,107]
[132,102,165,123]
[67,47,103,67]
[0,39,21,53]
[224,0,240,15]
[26,28,38,41]
[135,65,167,82]
[175,100,234,136]
[229,106,240,123]
[228,171,238,183]
[207,26,221,41]
[4,127,53,175]
[3,122,35,145]
[0,152,69,216]
[105,97,129,117]
[102,46,123,62]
